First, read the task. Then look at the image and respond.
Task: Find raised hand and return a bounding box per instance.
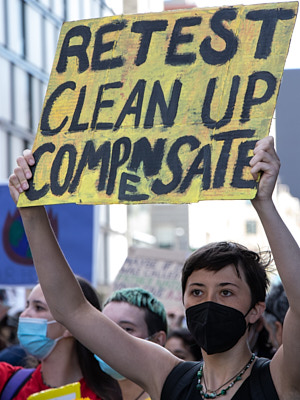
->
[249,136,280,204]
[8,149,35,204]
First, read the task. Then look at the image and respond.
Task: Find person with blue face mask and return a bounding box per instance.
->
[0,280,122,400]
[96,288,168,400]
[17,287,66,361]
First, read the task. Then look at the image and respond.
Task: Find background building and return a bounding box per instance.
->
[0,0,122,180]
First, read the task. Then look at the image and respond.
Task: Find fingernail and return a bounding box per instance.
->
[25,172,31,179]
[22,182,29,190]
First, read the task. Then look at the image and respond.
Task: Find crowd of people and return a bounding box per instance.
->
[0,276,288,399]
[1,136,298,400]
[0,278,122,399]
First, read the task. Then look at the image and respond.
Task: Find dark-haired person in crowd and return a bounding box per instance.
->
[263,281,289,352]
[0,311,28,367]
[101,287,167,400]
[0,277,122,400]
[165,328,202,361]
[248,316,275,360]
[8,136,300,399]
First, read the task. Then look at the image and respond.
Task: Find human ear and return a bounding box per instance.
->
[62,329,73,338]
[274,321,283,347]
[248,302,265,324]
[152,331,167,346]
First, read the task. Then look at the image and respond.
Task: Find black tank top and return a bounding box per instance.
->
[161,358,279,400]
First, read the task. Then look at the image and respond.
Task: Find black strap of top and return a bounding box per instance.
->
[161,357,278,400]
[249,358,278,400]
[161,361,201,400]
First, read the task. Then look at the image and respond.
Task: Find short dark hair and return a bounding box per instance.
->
[181,241,271,307]
[265,281,289,325]
[104,287,168,336]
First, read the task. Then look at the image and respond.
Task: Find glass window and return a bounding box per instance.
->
[110,204,127,233]
[52,0,65,19]
[25,4,43,69]
[45,19,58,73]
[246,220,257,235]
[30,76,43,132]
[0,128,8,179]
[107,0,122,15]
[13,66,29,129]
[0,58,12,120]
[66,0,80,21]
[41,81,48,100]
[7,0,24,56]
[108,232,128,283]
[90,0,100,18]
[0,0,5,45]
[39,0,51,9]
[10,134,25,172]
[155,225,174,248]
[101,6,114,18]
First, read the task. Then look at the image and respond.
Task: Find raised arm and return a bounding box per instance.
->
[8,151,179,400]
[250,136,300,396]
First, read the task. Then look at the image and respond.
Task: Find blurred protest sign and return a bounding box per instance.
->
[18,2,298,207]
[0,183,94,285]
[113,246,186,310]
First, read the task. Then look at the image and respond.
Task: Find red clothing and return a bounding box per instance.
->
[0,362,102,399]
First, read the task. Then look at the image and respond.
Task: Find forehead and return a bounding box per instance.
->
[28,284,45,301]
[186,264,248,287]
[166,336,185,350]
[103,301,146,326]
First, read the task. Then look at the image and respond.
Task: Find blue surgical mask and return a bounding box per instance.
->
[94,333,157,380]
[17,317,63,360]
[94,354,126,381]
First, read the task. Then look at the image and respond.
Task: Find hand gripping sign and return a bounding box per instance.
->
[18,2,298,206]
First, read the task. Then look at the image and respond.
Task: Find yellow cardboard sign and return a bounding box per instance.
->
[27,382,81,400]
[19,2,298,206]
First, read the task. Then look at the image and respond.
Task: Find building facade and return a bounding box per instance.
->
[0,0,122,180]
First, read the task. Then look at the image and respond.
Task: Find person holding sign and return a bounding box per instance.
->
[8,136,300,399]
[0,277,122,400]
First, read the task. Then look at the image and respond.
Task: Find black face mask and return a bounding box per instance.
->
[186,301,251,355]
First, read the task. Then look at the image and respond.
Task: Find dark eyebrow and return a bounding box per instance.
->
[218,282,239,288]
[188,282,239,288]
[188,283,205,288]
[31,299,47,307]
[118,320,137,326]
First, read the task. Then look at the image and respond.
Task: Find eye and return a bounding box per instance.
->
[191,289,202,297]
[221,289,232,297]
[121,326,134,334]
[35,304,46,312]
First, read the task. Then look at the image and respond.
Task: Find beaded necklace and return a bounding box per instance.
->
[196,353,255,399]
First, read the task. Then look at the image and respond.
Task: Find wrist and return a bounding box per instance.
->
[18,205,46,221]
[251,197,275,214]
